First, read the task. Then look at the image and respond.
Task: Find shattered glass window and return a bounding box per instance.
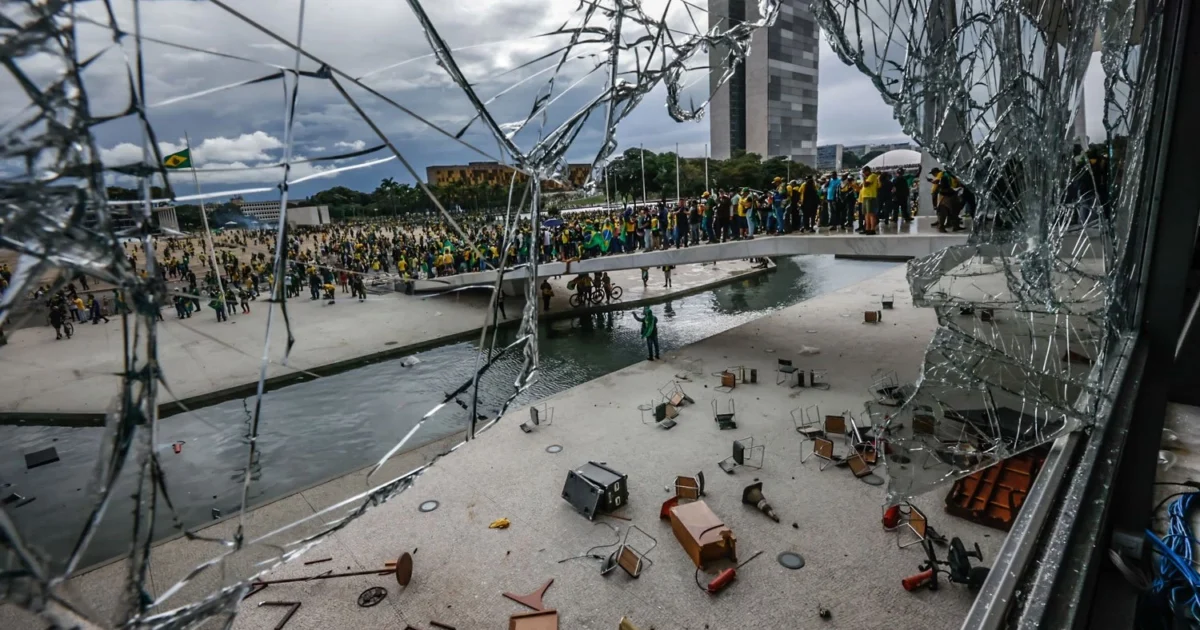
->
[0,0,781,626]
[810,0,1163,503]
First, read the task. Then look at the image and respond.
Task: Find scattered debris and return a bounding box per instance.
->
[357,586,387,608]
[400,356,421,367]
[1,493,34,508]
[792,522,798,529]
[258,602,300,630]
[903,537,990,592]
[490,518,512,529]
[797,346,820,355]
[509,609,559,629]
[172,441,184,454]
[503,578,554,611]
[864,310,882,323]
[818,606,832,620]
[24,447,59,470]
[741,482,780,522]
[619,617,642,630]
[257,552,413,587]
[668,500,736,568]
[211,508,221,520]
[704,549,765,594]
[303,557,332,566]
[562,461,628,521]
[430,622,457,630]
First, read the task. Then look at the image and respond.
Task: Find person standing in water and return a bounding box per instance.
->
[631,305,660,361]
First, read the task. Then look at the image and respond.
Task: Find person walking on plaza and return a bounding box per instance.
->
[210,292,227,322]
[540,279,554,311]
[640,267,649,288]
[859,166,880,234]
[495,289,507,320]
[88,294,109,324]
[799,174,820,233]
[662,265,673,288]
[632,305,660,361]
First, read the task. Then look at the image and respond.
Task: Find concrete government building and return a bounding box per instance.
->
[708,0,820,166]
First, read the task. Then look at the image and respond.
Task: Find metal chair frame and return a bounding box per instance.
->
[719,436,765,473]
[776,358,800,386]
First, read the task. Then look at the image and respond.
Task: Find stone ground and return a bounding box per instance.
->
[0,265,1004,630]
[0,260,763,417]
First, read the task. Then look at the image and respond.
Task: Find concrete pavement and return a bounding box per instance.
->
[0,265,1007,630]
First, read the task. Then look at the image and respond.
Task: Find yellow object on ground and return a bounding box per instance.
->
[488,517,511,529]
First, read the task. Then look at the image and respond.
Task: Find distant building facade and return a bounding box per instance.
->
[816,144,843,171]
[425,162,591,191]
[709,0,820,166]
[817,142,916,170]
[228,197,330,226]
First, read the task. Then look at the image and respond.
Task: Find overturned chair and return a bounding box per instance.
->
[718,437,765,474]
[712,398,737,430]
[601,525,657,579]
[520,402,554,433]
[801,436,839,471]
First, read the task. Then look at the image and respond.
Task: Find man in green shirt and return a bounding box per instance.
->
[631,305,660,361]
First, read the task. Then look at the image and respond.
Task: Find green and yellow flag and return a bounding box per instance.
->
[163,148,191,169]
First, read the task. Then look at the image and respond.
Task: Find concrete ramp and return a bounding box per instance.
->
[413,220,968,291]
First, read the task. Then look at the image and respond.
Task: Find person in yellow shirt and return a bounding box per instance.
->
[858,167,880,234]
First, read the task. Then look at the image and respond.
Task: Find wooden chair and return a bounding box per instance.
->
[801,436,838,471]
[824,413,848,443]
[896,503,929,549]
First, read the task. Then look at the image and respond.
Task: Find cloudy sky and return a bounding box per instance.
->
[4,0,1108,201]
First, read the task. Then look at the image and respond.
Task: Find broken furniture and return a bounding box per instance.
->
[504,578,554,611]
[253,552,413,587]
[792,405,824,439]
[668,500,737,569]
[601,525,657,578]
[944,449,1045,531]
[882,293,895,309]
[674,472,705,500]
[716,370,737,392]
[653,401,680,429]
[561,461,628,520]
[741,482,780,522]
[870,370,905,405]
[844,452,874,479]
[718,437,765,474]
[912,404,938,436]
[776,358,801,387]
[864,310,882,323]
[509,609,558,630]
[520,403,554,433]
[894,502,930,549]
[903,537,990,593]
[801,437,839,471]
[24,447,59,470]
[258,601,301,630]
[658,380,695,407]
[823,413,848,444]
[712,398,737,430]
[805,368,831,390]
[723,365,757,384]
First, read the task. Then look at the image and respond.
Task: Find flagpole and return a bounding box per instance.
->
[604,163,610,210]
[185,132,226,312]
[675,143,680,204]
[640,144,647,204]
[704,143,710,193]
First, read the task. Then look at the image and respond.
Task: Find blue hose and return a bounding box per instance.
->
[1147,492,1200,622]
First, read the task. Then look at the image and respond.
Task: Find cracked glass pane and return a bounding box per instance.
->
[810,0,1163,503]
[0,0,780,626]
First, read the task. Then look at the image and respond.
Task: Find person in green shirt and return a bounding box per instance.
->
[631,305,660,361]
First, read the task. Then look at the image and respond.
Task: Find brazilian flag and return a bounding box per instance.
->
[163,148,191,169]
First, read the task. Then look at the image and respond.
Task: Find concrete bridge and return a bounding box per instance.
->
[410,218,969,292]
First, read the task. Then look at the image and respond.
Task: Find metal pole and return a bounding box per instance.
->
[675,143,681,204]
[704,143,710,192]
[604,164,610,210]
[640,144,647,204]
[185,132,226,306]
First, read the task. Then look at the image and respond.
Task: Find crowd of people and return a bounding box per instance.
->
[1,163,980,342]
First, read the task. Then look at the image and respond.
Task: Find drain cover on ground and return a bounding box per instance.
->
[861,473,885,486]
[358,586,387,607]
[545,445,563,453]
[418,500,439,513]
[777,552,805,570]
